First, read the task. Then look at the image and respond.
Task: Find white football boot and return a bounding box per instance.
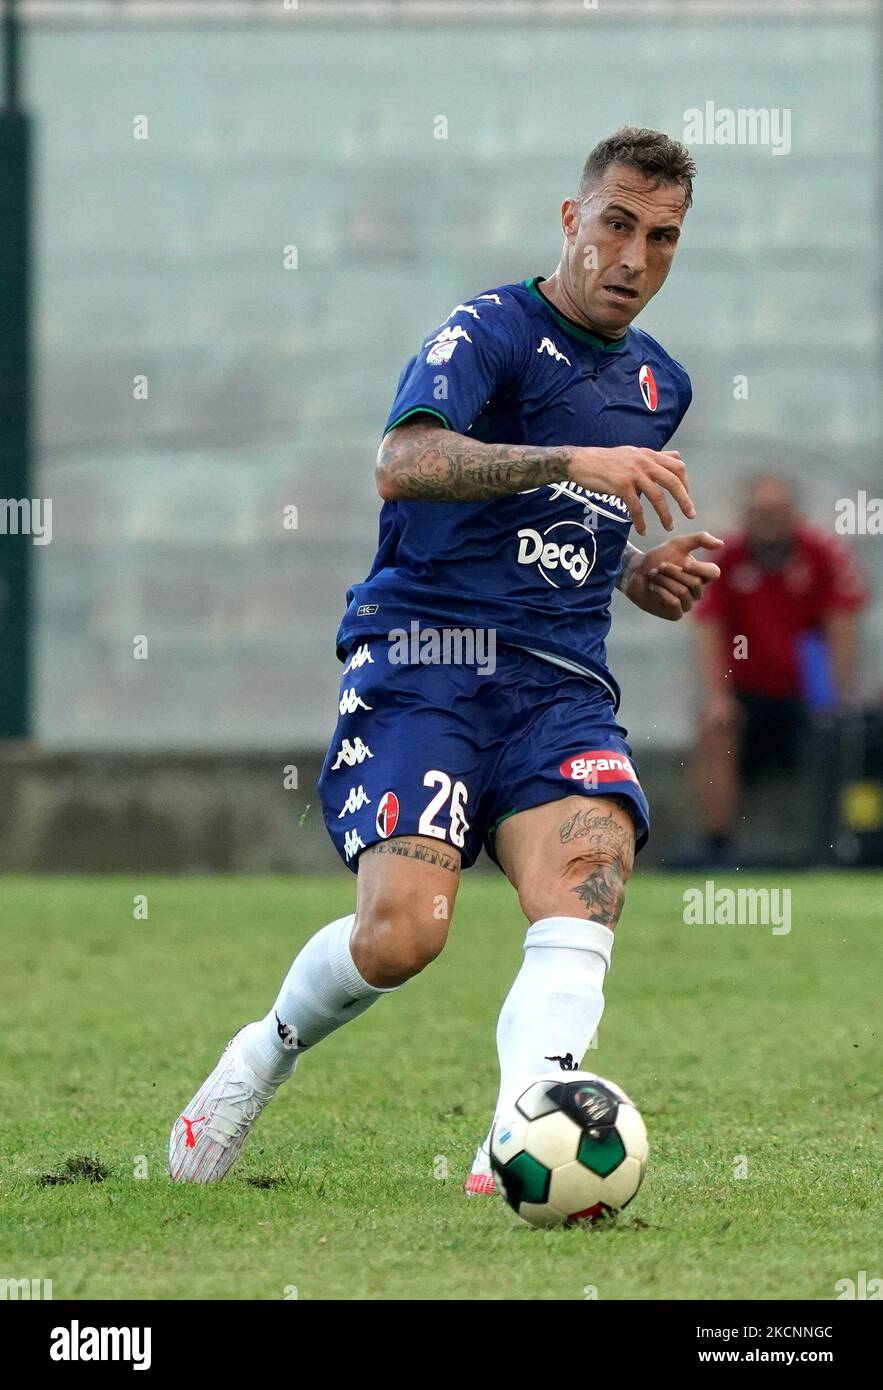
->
[464,1140,498,1197]
[169,1023,294,1183]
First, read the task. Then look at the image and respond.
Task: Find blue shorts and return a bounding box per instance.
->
[318,640,650,873]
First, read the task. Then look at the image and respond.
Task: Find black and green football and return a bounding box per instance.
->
[490,1072,649,1227]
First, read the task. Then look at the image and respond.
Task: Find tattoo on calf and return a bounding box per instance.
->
[570,865,627,927]
[369,838,460,874]
[558,806,635,928]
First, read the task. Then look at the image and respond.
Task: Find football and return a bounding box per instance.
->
[489,1072,648,1227]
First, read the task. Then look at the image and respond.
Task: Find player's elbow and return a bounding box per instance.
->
[376,420,442,501]
[375,458,401,502]
[375,433,403,501]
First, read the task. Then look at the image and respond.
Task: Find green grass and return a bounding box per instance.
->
[0,873,880,1301]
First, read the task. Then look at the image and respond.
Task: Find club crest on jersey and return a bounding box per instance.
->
[376,791,400,839]
[638,364,658,411]
[559,750,639,785]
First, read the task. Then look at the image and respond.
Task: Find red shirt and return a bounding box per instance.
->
[695,524,868,697]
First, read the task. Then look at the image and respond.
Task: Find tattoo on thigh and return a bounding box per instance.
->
[369,838,460,874]
[559,805,633,854]
[558,806,635,928]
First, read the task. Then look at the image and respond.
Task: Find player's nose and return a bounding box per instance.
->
[620,251,646,277]
[620,233,647,277]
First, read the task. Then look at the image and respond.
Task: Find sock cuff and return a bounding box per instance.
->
[326,914,369,997]
[326,914,404,997]
[524,916,614,971]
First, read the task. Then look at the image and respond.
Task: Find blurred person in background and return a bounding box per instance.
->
[692,475,868,862]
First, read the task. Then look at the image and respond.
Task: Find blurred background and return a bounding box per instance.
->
[0,0,880,872]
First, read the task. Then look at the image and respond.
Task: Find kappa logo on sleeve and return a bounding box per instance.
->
[445,293,503,324]
[425,325,472,364]
[559,751,639,785]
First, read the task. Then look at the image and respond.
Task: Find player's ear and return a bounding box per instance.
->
[561,198,581,240]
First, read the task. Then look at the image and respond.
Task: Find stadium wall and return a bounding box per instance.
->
[2,2,879,870]
[24,6,882,755]
[0,744,827,872]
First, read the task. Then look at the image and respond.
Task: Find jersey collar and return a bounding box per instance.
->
[524,276,629,352]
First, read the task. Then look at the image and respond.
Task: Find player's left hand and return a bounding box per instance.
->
[623,531,723,621]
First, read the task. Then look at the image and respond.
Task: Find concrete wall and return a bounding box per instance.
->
[27,15,883,753]
[0,744,820,874]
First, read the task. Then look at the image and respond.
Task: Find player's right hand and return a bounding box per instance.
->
[566,446,695,536]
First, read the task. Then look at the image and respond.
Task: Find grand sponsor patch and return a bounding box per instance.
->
[559,750,639,785]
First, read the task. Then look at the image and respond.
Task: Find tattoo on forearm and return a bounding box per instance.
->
[558,806,635,928]
[378,423,570,501]
[368,837,460,874]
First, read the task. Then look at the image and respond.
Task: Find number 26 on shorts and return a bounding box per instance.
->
[418,770,470,849]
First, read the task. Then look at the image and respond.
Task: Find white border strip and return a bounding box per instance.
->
[17,1,880,26]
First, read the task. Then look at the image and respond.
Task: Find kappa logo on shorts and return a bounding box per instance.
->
[338,784,371,818]
[331,737,374,770]
[559,750,639,784]
[375,791,400,839]
[339,687,372,715]
[343,829,366,862]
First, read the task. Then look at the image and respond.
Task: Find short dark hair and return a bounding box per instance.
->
[579,127,696,209]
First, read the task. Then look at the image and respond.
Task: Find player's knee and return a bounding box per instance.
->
[517,849,633,930]
[351,903,448,987]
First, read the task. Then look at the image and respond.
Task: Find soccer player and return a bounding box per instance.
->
[170,127,721,1188]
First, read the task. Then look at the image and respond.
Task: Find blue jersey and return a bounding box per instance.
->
[337,276,692,707]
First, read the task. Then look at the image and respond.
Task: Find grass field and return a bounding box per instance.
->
[1,872,880,1301]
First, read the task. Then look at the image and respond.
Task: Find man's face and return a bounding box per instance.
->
[561,164,687,333]
[744,480,799,548]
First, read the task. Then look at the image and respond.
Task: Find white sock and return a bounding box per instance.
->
[248,914,396,1081]
[472,916,613,1171]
